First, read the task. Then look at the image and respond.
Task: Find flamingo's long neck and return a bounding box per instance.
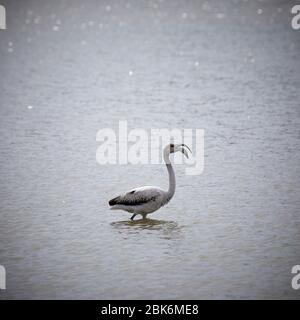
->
[163,151,176,201]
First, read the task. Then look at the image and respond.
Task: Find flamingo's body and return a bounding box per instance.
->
[109,143,190,220]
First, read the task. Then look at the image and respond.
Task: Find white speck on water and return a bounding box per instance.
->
[244,51,255,63]
[202,2,211,12]
[7,42,13,53]
[106,5,112,12]
[182,12,188,19]
[129,70,133,76]
[25,19,31,25]
[80,23,87,30]
[27,10,34,16]
[27,105,33,110]
[52,25,60,32]
[88,21,95,27]
[56,19,61,25]
[194,61,199,67]
[151,2,159,9]
[81,40,87,46]
[290,42,295,51]
[277,8,282,13]
[257,9,263,15]
[34,17,41,24]
[216,13,225,19]
[27,37,32,44]
[126,3,131,9]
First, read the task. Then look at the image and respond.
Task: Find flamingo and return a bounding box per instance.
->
[108,143,191,220]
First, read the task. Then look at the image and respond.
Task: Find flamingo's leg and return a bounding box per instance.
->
[130,214,137,221]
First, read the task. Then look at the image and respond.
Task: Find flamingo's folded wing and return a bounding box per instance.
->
[109,187,162,206]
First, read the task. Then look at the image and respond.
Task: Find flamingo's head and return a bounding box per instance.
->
[166,143,191,158]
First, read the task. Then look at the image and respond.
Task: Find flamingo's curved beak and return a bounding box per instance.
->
[181,144,191,158]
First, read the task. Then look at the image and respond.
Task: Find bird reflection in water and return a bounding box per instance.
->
[110,218,182,240]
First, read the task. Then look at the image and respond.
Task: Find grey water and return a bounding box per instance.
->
[0,0,299,299]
